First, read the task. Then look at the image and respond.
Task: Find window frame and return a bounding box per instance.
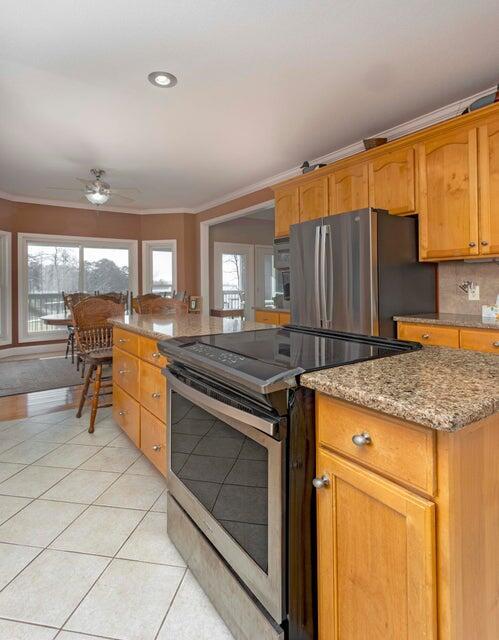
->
[142,239,177,295]
[18,232,138,343]
[0,230,12,347]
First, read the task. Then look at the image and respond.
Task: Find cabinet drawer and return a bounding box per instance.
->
[317,395,436,495]
[460,328,499,354]
[140,407,167,476]
[113,384,140,447]
[278,312,291,325]
[398,322,459,348]
[113,347,140,400]
[113,327,139,356]
[139,336,168,368]
[140,360,167,422]
[255,310,279,324]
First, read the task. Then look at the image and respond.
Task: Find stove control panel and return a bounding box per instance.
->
[186,343,247,366]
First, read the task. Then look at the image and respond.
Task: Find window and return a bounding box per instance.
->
[18,233,138,342]
[213,242,255,319]
[0,231,12,346]
[142,240,177,296]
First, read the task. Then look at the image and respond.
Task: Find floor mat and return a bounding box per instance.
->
[0,356,86,397]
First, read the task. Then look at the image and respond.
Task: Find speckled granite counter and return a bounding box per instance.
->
[109,313,273,341]
[394,312,498,330]
[301,346,499,431]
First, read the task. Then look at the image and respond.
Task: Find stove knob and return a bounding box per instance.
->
[312,475,330,489]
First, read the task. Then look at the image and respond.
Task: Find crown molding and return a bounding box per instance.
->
[1,84,495,216]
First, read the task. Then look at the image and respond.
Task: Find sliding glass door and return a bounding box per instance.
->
[19,234,137,342]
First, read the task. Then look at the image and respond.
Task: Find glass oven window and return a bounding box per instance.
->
[171,390,269,573]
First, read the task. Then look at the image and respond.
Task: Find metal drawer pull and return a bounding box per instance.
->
[312,475,330,489]
[352,432,372,447]
[421,333,430,339]
[152,352,161,358]
[151,392,161,399]
[152,444,162,452]
[493,341,499,348]
[118,338,128,344]
[118,369,127,375]
[118,410,127,416]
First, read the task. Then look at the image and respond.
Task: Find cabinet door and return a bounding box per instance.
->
[368,147,416,214]
[299,176,329,222]
[418,127,479,260]
[316,449,436,640]
[274,187,299,237]
[329,163,368,214]
[478,116,499,255]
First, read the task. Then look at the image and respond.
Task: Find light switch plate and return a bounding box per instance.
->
[468,284,480,301]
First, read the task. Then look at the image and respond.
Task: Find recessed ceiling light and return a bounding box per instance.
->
[148,71,178,88]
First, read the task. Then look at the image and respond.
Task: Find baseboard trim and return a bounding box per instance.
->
[0,343,66,360]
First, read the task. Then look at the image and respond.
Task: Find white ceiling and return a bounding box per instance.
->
[1,0,498,212]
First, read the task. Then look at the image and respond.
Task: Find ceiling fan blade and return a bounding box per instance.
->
[76,177,91,184]
[46,187,83,192]
[112,187,141,193]
[111,193,135,203]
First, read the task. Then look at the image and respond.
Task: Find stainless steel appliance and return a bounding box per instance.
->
[273,236,290,270]
[290,208,436,336]
[159,326,421,639]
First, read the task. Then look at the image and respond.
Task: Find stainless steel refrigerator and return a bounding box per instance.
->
[290,208,436,337]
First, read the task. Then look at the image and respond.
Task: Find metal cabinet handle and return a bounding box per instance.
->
[468,241,476,247]
[152,352,161,359]
[421,333,430,339]
[493,341,499,348]
[118,369,127,375]
[151,392,161,399]
[152,444,161,452]
[481,240,489,246]
[312,475,330,489]
[118,410,127,416]
[118,338,128,344]
[352,432,372,447]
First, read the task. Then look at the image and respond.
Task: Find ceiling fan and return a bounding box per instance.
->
[47,168,139,206]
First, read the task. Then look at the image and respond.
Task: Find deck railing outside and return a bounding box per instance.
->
[28,292,66,333]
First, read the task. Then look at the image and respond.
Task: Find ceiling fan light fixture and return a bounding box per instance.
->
[85,190,110,205]
[148,71,178,88]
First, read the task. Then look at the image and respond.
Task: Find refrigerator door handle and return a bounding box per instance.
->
[320,225,330,327]
[314,225,322,326]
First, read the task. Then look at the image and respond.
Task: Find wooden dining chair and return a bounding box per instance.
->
[62,292,91,365]
[135,293,188,314]
[72,297,125,433]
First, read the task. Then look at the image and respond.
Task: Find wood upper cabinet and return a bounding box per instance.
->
[368,147,416,214]
[275,187,299,237]
[418,126,479,260]
[329,162,369,214]
[299,176,329,222]
[478,115,499,255]
[316,448,436,640]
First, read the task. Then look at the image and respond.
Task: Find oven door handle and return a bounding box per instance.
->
[165,369,280,438]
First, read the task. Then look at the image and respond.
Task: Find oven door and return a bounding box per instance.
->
[165,366,286,624]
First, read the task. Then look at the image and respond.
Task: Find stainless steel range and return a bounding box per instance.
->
[159,326,421,640]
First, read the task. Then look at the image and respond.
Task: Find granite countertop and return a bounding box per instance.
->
[301,346,499,431]
[394,312,498,330]
[109,313,274,341]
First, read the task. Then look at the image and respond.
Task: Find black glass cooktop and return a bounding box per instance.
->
[159,326,420,392]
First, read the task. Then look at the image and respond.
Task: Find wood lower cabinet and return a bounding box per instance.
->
[255,309,290,325]
[329,162,368,214]
[317,448,436,640]
[368,146,416,214]
[316,394,499,640]
[113,330,169,476]
[397,321,499,353]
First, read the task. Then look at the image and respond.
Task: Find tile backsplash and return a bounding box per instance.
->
[438,261,499,314]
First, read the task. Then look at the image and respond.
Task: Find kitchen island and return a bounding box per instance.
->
[301,345,499,639]
[108,313,273,475]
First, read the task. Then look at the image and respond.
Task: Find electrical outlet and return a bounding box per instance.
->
[468,284,480,301]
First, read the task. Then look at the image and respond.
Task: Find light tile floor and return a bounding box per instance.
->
[0,407,234,640]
